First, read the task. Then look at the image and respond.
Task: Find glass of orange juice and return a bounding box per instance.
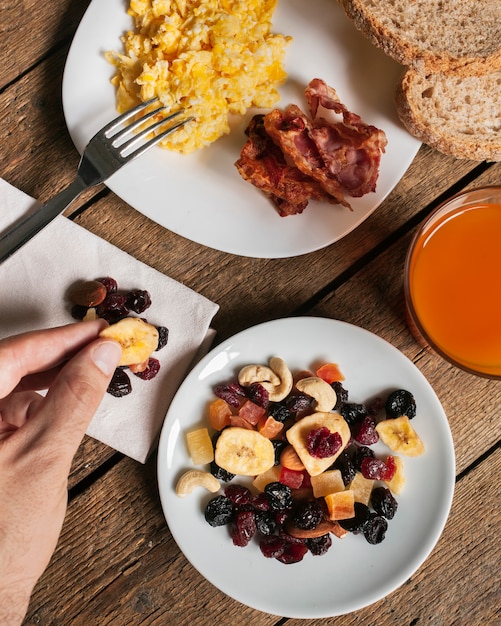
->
[405,186,501,378]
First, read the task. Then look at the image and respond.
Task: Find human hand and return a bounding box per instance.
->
[0,322,122,625]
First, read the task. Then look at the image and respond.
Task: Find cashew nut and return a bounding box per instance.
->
[265,357,293,401]
[239,357,293,402]
[175,469,220,497]
[238,364,280,387]
[295,376,337,412]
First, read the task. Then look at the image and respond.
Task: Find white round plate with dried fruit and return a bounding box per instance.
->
[62,0,420,258]
[157,317,455,618]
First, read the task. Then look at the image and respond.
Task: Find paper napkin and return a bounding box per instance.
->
[0,178,219,462]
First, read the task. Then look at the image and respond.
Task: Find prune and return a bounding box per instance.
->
[371,487,398,520]
[307,534,332,556]
[361,456,396,481]
[307,427,342,458]
[267,402,291,423]
[275,541,308,564]
[224,484,252,505]
[331,381,349,410]
[98,276,118,294]
[332,449,357,486]
[363,513,388,544]
[230,510,256,547]
[385,389,416,419]
[293,500,324,530]
[352,445,376,471]
[96,293,129,323]
[209,461,235,482]
[339,502,371,532]
[126,289,152,314]
[255,511,277,535]
[133,357,160,380]
[264,482,293,511]
[352,416,379,445]
[214,382,246,407]
[156,326,169,350]
[245,382,269,408]
[107,368,132,397]
[340,402,368,426]
[204,495,233,527]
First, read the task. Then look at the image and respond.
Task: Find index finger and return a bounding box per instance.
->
[0,321,108,399]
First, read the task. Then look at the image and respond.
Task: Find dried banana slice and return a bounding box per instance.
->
[215,427,275,476]
[99,317,159,366]
[376,416,425,456]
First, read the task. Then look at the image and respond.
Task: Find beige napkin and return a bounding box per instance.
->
[0,178,219,462]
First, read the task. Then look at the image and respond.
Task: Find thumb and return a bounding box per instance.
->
[28,338,122,457]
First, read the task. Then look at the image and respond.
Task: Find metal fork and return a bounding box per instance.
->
[0,98,192,264]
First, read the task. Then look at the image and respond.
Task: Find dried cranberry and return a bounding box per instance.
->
[156,326,169,350]
[98,276,118,294]
[133,357,160,380]
[353,445,376,471]
[286,393,313,417]
[275,540,308,564]
[260,535,286,559]
[245,382,269,408]
[293,500,323,530]
[107,368,132,397]
[307,534,332,556]
[204,495,233,527]
[306,427,342,459]
[360,456,396,481]
[224,484,252,505]
[214,382,246,408]
[352,416,379,445]
[126,289,152,314]
[97,293,129,323]
[252,493,270,511]
[371,487,398,520]
[230,510,256,547]
[363,513,388,544]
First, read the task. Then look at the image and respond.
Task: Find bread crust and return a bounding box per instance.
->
[338,0,501,77]
[395,69,501,162]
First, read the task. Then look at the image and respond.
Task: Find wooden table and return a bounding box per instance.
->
[2,2,500,624]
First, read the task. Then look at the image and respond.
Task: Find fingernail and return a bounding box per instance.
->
[92,341,122,376]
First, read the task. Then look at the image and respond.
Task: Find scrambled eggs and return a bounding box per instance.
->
[107,0,291,153]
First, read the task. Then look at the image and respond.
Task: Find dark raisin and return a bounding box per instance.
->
[70,304,89,320]
[255,511,277,536]
[368,396,385,416]
[126,289,152,314]
[245,382,269,408]
[275,540,308,564]
[260,535,286,559]
[267,402,291,423]
[214,382,246,408]
[107,368,132,397]
[307,427,342,458]
[332,449,357,486]
[293,500,324,530]
[264,482,293,511]
[363,513,388,544]
[96,293,129,323]
[352,445,376,471]
[385,389,417,419]
[339,502,371,532]
[352,415,379,445]
[133,357,160,380]
[331,381,349,410]
[371,487,398,520]
[340,402,368,426]
[204,495,233,527]
[306,534,332,556]
[230,510,256,547]
[272,439,289,465]
[98,276,118,294]
[224,484,252,505]
[286,393,313,417]
[209,461,235,482]
[156,326,169,350]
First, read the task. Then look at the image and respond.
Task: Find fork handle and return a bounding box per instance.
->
[0,177,87,265]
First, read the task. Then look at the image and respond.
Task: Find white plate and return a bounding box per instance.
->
[62,0,420,258]
[157,317,455,618]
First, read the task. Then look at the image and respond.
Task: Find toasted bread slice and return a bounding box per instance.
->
[395,68,501,161]
[338,0,501,76]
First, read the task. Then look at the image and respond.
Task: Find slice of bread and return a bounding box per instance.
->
[338,0,501,76]
[395,69,501,161]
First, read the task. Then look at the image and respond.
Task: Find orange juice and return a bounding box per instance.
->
[406,189,501,377]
